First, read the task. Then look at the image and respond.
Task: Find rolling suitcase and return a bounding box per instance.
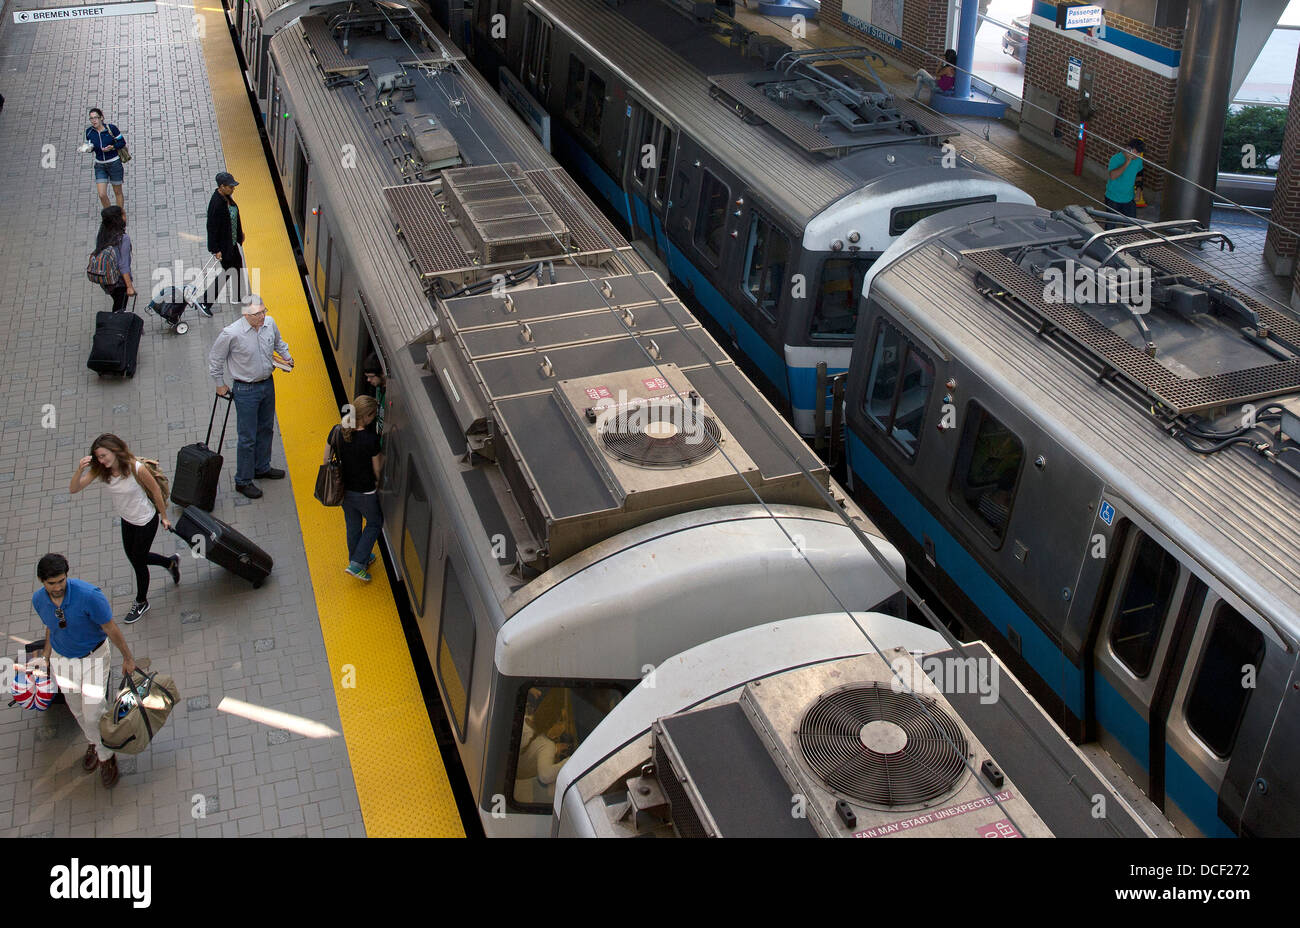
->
[171,394,231,511]
[174,505,273,588]
[86,297,143,376]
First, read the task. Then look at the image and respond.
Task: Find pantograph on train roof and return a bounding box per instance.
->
[707,47,960,156]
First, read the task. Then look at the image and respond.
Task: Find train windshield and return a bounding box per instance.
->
[811,256,876,339]
[511,684,624,811]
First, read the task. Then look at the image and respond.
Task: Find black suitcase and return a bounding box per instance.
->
[173,505,273,588]
[87,298,143,376]
[171,394,232,511]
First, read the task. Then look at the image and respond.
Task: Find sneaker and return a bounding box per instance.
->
[197,303,214,318]
[82,743,100,772]
[169,554,181,585]
[100,756,119,789]
[344,564,371,582]
[123,601,149,624]
[366,553,376,567]
[235,482,263,499]
[255,467,286,480]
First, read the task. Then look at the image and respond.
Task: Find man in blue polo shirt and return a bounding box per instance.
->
[32,553,137,789]
[1105,138,1144,219]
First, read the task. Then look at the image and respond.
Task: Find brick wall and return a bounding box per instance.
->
[1265,45,1300,271]
[1022,13,1181,193]
[822,0,949,73]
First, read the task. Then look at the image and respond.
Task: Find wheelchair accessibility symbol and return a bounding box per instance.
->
[1098,500,1115,526]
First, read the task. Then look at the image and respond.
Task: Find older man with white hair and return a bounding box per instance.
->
[208,295,294,499]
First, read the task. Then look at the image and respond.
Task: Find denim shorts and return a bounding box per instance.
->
[94,159,124,184]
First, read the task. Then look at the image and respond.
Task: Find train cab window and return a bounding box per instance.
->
[811,257,874,339]
[863,320,933,458]
[438,559,476,740]
[1184,603,1265,758]
[510,684,623,811]
[401,463,434,613]
[564,56,586,126]
[948,402,1025,544]
[695,170,729,265]
[1109,533,1180,677]
[582,72,605,145]
[743,212,789,321]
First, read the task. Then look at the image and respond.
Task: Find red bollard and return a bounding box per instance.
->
[1074,121,1087,176]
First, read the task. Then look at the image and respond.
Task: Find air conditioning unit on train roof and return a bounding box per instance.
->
[441,162,570,264]
[608,649,1055,838]
[557,364,761,512]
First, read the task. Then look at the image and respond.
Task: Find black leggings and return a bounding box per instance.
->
[121,514,170,603]
[110,285,130,312]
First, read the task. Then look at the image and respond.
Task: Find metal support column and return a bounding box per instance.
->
[1161,0,1243,224]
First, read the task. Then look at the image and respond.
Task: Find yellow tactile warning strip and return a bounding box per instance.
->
[198,5,465,837]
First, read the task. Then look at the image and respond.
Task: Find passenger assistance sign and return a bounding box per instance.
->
[12,2,156,23]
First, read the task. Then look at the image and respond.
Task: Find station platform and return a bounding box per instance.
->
[736,6,1294,310]
[0,0,462,837]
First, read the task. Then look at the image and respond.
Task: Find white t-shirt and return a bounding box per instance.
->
[106,460,156,526]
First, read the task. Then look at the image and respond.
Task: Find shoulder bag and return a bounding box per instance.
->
[314,426,344,506]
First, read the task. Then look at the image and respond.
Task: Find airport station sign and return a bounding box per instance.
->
[12,2,156,23]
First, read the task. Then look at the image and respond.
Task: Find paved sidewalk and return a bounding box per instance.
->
[0,1,364,837]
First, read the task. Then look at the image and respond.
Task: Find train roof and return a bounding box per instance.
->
[866,202,1300,639]
[530,0,1010,229]
[270,4,835,612]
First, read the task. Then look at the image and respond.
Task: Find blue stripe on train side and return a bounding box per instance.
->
[1165,745,1235,838]
[846,431,1084,718]
[551,130,790,397]
[1094,674,1150,771]
[788,362,848,414]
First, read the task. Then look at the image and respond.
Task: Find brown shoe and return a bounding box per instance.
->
[100,756,119,789]
[82,744,100,772]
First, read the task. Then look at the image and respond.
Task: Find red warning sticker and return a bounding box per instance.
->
[584,386,612,400]
[642,377,669,392]
[977,818,1022,838]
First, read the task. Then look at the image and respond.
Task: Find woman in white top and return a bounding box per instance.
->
[69,433,179,624]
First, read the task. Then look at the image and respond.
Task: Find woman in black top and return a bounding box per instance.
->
[326,396,385,581]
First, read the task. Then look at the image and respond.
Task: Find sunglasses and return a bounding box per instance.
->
[55,607,66,629]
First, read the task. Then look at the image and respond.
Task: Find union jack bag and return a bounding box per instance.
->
[10,663,58,711]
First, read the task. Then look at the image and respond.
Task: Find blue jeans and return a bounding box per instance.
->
[94,159,124,184]
[1105,197,1138,219]
[342,491,383,567]
[231,378,275,485]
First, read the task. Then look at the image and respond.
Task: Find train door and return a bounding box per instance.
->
[624,102,674,258]
[292,140,309,248]
[520,6,552,103]
[1091,521,1201,804]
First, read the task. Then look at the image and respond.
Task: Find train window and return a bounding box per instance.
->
[313,212,328,309]
[653,127,674,205]
[564,56,586,127]
[438,559,476,741]
[948,402,1025,544]
[889,195,996,236]
[402,462,433,613]
[325,237,343,349]
[743,212,789,321]
[695,170,729,265]
[863,320,933,458]
[1109,534,1180,677]
[811,258,874,339]
[632,111,655,186]
[523,9,552,98]
[510,684,624,811]
[1185,603,1264,758]
[582,72,605,145]
[488,0,507,51]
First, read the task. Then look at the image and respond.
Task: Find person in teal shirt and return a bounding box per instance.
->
[1105,138,1144,218]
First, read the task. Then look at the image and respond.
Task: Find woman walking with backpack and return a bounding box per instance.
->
[93,206,135,312]
[84,108,126,211]
[68,434,180,624]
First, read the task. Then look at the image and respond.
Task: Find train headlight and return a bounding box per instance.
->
[831,239,844,252]
[848,231,860,244]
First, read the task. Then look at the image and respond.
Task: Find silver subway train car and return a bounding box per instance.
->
[453,0,1032,435]
[248,0,910,836]
[842,201,1300,837]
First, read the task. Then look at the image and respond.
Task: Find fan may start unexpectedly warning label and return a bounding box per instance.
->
[853,789,1014,837]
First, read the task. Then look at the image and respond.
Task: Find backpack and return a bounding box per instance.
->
[135,458,170,506]
[87,243,122,292]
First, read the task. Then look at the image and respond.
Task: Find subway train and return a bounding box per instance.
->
[840,200,1300,837]
[234,0,913,836]
[452,0,1032,435]
[551,613,1164,838]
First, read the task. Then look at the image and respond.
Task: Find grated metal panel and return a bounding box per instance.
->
[527,168,622,254]
[442,163,570,262]
[708,73,840,153]
[965,248,1300,414]
[892,97,960,140]
[301,16,368,74]
[383,183,473,276]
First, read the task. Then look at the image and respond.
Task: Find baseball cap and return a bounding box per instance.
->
[216,171,239,187]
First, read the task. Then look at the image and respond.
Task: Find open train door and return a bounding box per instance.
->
[624,101,675,261]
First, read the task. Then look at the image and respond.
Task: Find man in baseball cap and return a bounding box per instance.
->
[201,170,245,316]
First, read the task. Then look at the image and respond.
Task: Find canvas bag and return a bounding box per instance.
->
[314,426,344,506]
[134,458,170,507]
[87,242,122,292]
[98,668,179,754]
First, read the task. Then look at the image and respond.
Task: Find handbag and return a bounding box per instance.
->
[98,667,179,754]
[314,426,345,506]
[110,123,130,163]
